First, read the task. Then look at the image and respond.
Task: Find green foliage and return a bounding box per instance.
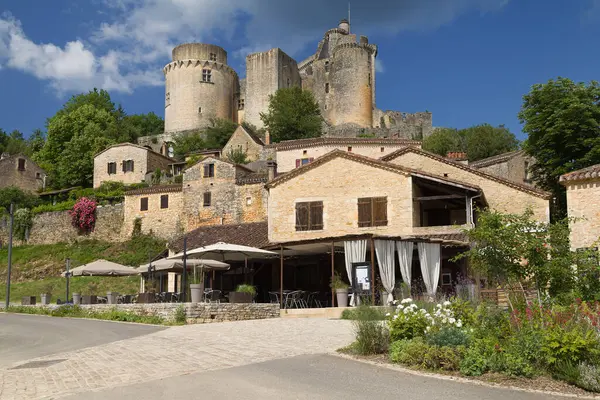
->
[350,305,390,355]
[260,87,323,142]
[541,324,600,366]
[241,121,266,140]
[151,168,162,185]
[174,305,187,325]
[448,298,476,327]
[173,132,205,159]
[426,326,471,347]
[389,338,465,371]
[551,361,581,385]
[132,217,142,237]
[225,147,250,164]
[423,124,519,162]
[13,208,33,241]
[7,305,166,325]
[578,363,600,392]
[235,284,256,295]
[205,118,238,148]
[519,77,600,218]
[388,306,429,342]
[357,133,377,138]
[31,200,76,215]
[0,186,40,211]
[330,272,348,290]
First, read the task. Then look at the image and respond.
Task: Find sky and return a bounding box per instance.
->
[1,0,599,141]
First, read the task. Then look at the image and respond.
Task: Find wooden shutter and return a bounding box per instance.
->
[203,164,209,177]
[295,202,309,231]
[373,197,388,226]
[209,164,214,177]
[160,195,169,209]
[107,163,111,174]
[308,157,314,163]
[309,202,323,230]
[358,198,372,227]
[140,197,148,211]
[130,160,134,172]
[203,192,211,206]
[122,161,126,172]
[295,159,301,168]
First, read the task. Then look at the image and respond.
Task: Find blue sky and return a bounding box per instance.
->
[1,0,599,141]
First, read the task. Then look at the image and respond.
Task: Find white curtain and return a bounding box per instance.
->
[375,240,396,305]
[417,242,441,297]
[397,241,414,294]
[344,240,367,306]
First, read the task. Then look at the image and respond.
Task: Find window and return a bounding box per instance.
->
[442,273,452,286]
[17,158,25,171]
[202,69,212,82]
[107,162,117,175]
[238,99,245,110]
[325,61,330,72]
[36,172,41,179]
[524,161,531,183]
[203,163,215,178]
[347,146,352,152]
[140,197,149,211]
[287,78,290,87]
[358,197,388,227]
[198,107,202,114]
[209,52,217,61]
[380,147,385,153]
[165,92,170,107]
[295,201,323,231]
[302,150,307,156]
[246,196,252,206]
[160,195,169,209]
[368,73,371,87]
[295,158,314,168]
[123,160,134,172]
[203,192,211,207]
[325,83,329,93]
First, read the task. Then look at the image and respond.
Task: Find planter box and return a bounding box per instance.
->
[137,292,155,304]
[81,295,97,305]
[228,292,253,304]
[336,289,348,308]
[21,296,36,305]
[41,294,51,305]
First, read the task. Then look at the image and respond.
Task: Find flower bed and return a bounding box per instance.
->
[344,298,600,393]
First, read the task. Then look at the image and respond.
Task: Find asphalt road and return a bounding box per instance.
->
[0,313,164,368]
[60,355,565,400]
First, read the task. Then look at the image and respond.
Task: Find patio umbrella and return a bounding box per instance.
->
[168,242,277,261]
[61,260,138,277]
[137,258,230,273]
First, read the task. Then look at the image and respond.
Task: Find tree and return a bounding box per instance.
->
[225,148,249,164]
[519,77,600,218]
[204,118,238,148]
[173,132,205,159]
[260,87,322,142]
[27,129,46,156]
[119,112,164,141]
[0,187,40,211]
[423,124,519,161]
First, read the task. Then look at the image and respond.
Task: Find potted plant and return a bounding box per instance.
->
[139,278,158,303]
[229,284,255,303]
[330,272,349,307]
[190,273,204,303]
[82,281,98,304]
[72,292,81,305]
[41,282,55,305]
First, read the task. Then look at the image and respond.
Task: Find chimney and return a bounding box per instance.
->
[267,161,277,182]
[446,152,469,165]
[264,130,271,145]
[0,153,9,160]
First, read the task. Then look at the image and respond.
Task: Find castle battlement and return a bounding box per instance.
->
[163,59,238,78]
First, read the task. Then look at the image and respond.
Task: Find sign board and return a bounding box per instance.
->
[351,262,372,296]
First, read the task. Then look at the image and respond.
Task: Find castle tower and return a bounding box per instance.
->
[164,43,239,133]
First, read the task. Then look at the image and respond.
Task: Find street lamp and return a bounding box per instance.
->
[65,258,71,303]
[4,203,14,310]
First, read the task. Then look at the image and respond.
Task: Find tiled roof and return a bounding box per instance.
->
[184,155,254,172]
[236,173,268,185]
[125,184,182,196]
[169,222,269,253]
[559,164,600,184]
[241,126,265,146]
[469,150,525,168]
[265,149,481,192]
[380,147,550,199]
[265,137,422,151]
[94,142,176,162]
[406,232,469,244]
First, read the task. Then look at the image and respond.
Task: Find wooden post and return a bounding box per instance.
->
[370,237,376,304]
[331,241,335,307]
[280,245,284,308]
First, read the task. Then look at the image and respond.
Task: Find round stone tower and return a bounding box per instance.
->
[164,43,238,133]
[338,19,349,34]
[330,43,376,127]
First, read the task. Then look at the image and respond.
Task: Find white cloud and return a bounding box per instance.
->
[1,0,511,95]
[375,59,385,74]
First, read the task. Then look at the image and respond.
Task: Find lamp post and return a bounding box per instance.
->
[65,258,71,303]
[4,203,14,310]
[181,236,187,303]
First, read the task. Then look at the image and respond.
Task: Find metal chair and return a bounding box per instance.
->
[268,292,279,304]
[205,290,221,303]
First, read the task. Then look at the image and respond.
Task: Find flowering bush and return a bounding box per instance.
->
[388,299,464,342]
[70,197,97,232]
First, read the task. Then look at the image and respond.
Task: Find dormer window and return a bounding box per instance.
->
[17,158,25,171]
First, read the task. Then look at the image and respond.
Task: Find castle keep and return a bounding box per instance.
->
[145,19,433,154]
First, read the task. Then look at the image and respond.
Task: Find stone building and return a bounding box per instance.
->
[93,143,176,188]
[470,150,535,187]
[0,153,46,192]
[560,164,600,251]
[221,125,265,162]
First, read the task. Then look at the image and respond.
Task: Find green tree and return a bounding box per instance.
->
[423,124,519,161]
[27,129,46,156]
[519,77,600,218]
[0,187,40,211]
[204,118,238,148]
[173,132,205,159]
[225,147,249,164]
[260,87,322,142]
[119,112,164,141]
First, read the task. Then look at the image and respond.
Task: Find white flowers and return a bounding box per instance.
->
[387,298,466,333]
[385,313,391,317]
[401,298,413,304]
[443,300,451,306]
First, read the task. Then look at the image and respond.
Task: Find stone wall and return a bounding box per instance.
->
[94,145,149,188]
[565,180,600,250]
[123,186,184,240]
[0,154,46,192]
[0,204,125,247]
[473,152,535,187]
[222,126,264,162]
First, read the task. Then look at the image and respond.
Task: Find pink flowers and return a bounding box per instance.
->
[70,197,97,233]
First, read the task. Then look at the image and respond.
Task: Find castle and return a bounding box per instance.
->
[139,19,433,155]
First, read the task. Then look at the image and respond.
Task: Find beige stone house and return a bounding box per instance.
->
[93,143,175,188]
[0,153,46,192]
[470,150,536,187]
[560,164,600,251]
[221,125,265,162]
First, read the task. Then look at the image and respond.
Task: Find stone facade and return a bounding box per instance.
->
[221,125,264,162]
[382,148,550,222]
[268,138,422,173]
[560,165,600,251]
[470,150,536,187]
[123,185,184,240]
[0,153,46,192]
[0,204,125,247]
[93,143,175,188]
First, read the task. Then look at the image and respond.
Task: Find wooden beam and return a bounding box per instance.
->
[331,241,335,307]
[415,194,465,201]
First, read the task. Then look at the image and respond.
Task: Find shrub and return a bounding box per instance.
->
[460,337,496,376]
[174,305,187,325]
[31,200,76,215]
[235,284,256,295]
[13,208,32,241]
[70,197,97,232]
[448,297,476,327]
[389,338,464,371]
[551,361,581,386]
[351,305,389,355]
[578,363,600,393]
[427,326,470,347]
[388,301,429,341]
[541,324,600,366]
[389,338,430,365]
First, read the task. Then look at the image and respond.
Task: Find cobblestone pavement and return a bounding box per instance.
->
[0,318,353,400]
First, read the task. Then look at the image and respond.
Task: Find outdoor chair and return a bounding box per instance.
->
[97,296,107,304]
[284,291,302,309]
[205,290,221,303]
[268,292,279,304]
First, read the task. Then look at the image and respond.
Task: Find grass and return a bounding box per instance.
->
[341,306,392,320]
[0,235,166,303]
